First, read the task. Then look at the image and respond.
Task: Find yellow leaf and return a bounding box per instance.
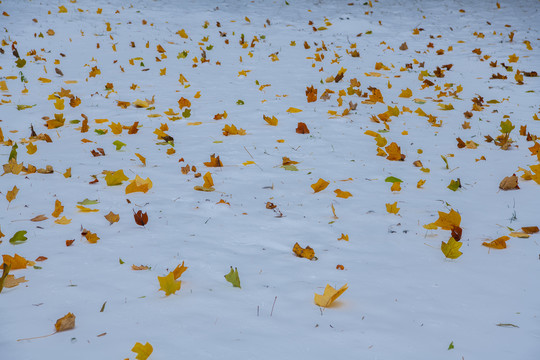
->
[390,182,401,192]
[63,167,71,178]
[508,53,519,63]
[424,209,461,230]
[178,74,188,85]
[287,107,302,113]
[523,40,533,51]
[132,342,153,360]
[104,169,129,186]
[125,175,153,194]
[2,254,34,270]
[482,236,510,249]
[158,272,181,296]
[85,231,100,244]
[385,142,403,161]
[77,205,99,213]
[263,115,278,126]
[243,161,255,166]
[194,172,215,192]
[109,122,122,135]
[386,202,400,214]
[438,103,454,111]
[26,142,37,155]
[54,98,64,110]
[54,216,72,225]
[314,284,348,308]
[52,199,64,218]
[133,99,149,108]
[54,313,75,332]
[238,70,251,77]
[38,77,51,83]
[417,179,426,188]
[337,233,349,241]
[6,186,19,203]
[441,237,463,259]
[176,29,188,38]
[399,88,413,98]
[311,178,329,193]
[135,153,146,166]
[204,154,223,167]
[334,189,352,198]
[292,242,316,260]
[0,80,8,91]
[104,211,120,224]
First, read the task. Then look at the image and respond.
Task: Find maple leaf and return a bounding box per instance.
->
[104,211,120,224]
[296,122,310,134]
[2,254,33,269]
[158,272,181,295]
[3,274,27,289]
[306,85,317,103]
[105,170,129,186]
[263,115,278,126]
[26,142,37,155]
[482,236,510,249]
[84,231,100,244]
[126,175,153,194]
[424,209,461,230]
[224,267,241,288]
[399,88,413,98]
[441,237,463,259]
[52,199,64,218]
[293,242,316,260]
[204,154,223,167]
[508,54,519,63]
[314,283,348,307]
[55,313,75,332]
[499,175,519,190]
[134,210,149,226]
[178,97,191,109]
[54,216,72,225]
[311,178,329,193]
[6,185,19,205]
[222,124,246,136]
[337,233,349,241]
[386,202,400,214]
[334,189,352,198]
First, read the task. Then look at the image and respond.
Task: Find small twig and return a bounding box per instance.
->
[17,332,56,341]
[270,296,277,316]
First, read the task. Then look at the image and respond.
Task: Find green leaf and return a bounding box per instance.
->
[224,266,241,288]
[486,99,500,104]
[447,179,461,191]
[100,301,107,312]
[9,230,28,245]
[448,341,454,350]
[15,58,26,68]
[500,119,515,134]
[119,258,125,264]
[236,99,245,105]
[8,143,18,162]
[69,120,80,124]
[441,155,449,169]
[94,129,106,135]
[384,176,402,183]
[113,140,126,150]
[77,199,99,205]
[496,323,519,328]
[206,45,213,51]
[182,108,191,118]
[16,104,36,110]
[0,263,11,293]
[281,165,298,171]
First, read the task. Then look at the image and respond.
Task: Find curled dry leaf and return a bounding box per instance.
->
[292,242,316,260]
[55,313,75,332]
[296,122,310,134]
[104,211,120,224]
[314,283,348,307]
[134,210,149,226]
[499,174,519,190]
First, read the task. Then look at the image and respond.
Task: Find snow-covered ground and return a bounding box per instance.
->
[1,0,539,359]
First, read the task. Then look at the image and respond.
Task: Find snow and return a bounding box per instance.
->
[1,0,539,359]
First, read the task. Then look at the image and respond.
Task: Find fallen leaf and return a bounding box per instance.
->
[104,169,129,186]
[424,209,461,230]
[104,211,120,224]
[224,266,241,288]
[482,236,510,249]
[135,153,146,166]
[311,178,329,193]
[385,142,404,161]
[499,174,519,190]
[2,254,33,269]
[334,189,352,198]
[292,242,316,260]
[6,186,19,204]
[31,215,48,222]
[306,85,317,103]
[204,154,223,167]
[314,283,348,307]
[84,231,100,244]
[522,226,539,234]
[399,88,413,98]
[54,216,72,225]
[54,313,75,332]
[296,122,310,134]
[3,274,27,288]
[158,272,181,295]
[263,115,278,126]
[337,233,349,241]
[134,210,148,226]
[287,107,302,113]
[386,202,400,214]
[77,205,99,213]
[9,230,28,245]
[125,175,153,194]
[132,265,149,271]
[173,261,188,280]
[441,237,462,259]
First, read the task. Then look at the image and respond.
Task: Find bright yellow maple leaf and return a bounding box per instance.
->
[104,169,128,186]
[508,53,519,63]
[441,237,462,259]
[314,284,348,307]
[158,272,181,296]
[132,342,153,360]
[424,209,461,230]
[125,175,153,194]
[311,178,329,193]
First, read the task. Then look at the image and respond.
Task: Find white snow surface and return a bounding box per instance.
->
[1,0,539,359]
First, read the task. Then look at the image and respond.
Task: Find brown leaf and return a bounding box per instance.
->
[55,68,63,76]
[54,313,75,332]
[266,202,277,209]
[134,210,148,226]
[451,226,463,241]
[456,137,466,148]
[66,239,75,246]
[132,265,149,270]
[306,85,317,103]
[413,160,423,167]
[499,174,519,190]
[128,121,139,134]
[296,122,310,134]
[399,42,408,50]
[31,215,48,222]
[203,154,223,167]
[522,226,539,234]
[35,256,48,262]
[104,211,120,224]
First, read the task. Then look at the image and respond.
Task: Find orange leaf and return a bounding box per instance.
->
[292,242,316,260]
[334,189,352,198]
[385,142,404,161]
[173,261,188,280]
[125,175,153,194]
[52,199,64,218]
[204,154,223,167]
[55,313,75,332]
[104,211,120,224]
[263,115,278,126]
[482,236,510,249]
[311,178,329,193]
[296,122,310,134]
[178,97,191,109]
[2,254,33,270]
[134,210,148,226]
[306,86,317,103]
[337,233,349,241]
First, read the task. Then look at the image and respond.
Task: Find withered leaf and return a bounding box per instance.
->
[399,42,408,50]
[54,313,75,332]
[104,211,120,224]
[31,215,48,222]
[499,174,519,190]
[521,226,539,234]
[296,122,310,134]
[134,210,148,226]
